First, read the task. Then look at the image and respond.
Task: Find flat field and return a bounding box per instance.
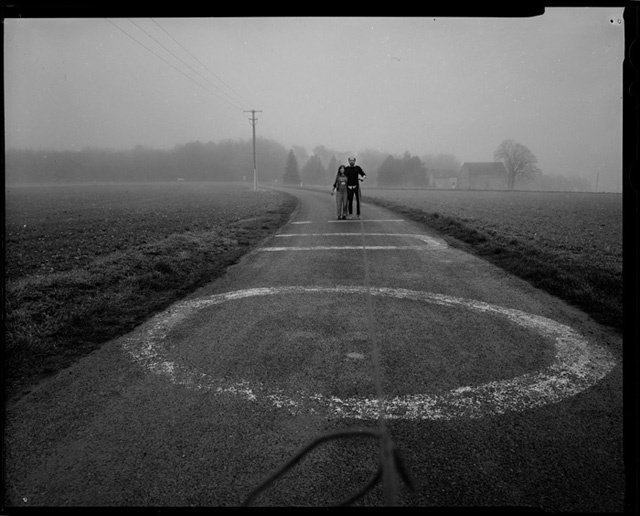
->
[5,182,295,279]
[363,188,622,331]
[364,188,622,271]
[4,182,298,400]
[4,183,623,401]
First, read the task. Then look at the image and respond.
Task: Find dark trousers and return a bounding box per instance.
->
[347,186,361,215]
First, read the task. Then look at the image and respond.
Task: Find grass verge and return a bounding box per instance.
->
[367,198,622,333]
[4,199,297,402]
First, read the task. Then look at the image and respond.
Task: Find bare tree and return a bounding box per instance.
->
[494,139,541,190]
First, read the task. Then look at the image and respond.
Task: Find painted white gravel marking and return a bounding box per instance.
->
[122,286,616,420]
[327,219,405,223]
[261,246,431,251]
[271,232,447,250]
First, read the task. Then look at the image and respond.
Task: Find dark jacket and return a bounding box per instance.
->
[345,165,366,187]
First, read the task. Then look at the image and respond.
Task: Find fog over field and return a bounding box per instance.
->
[4,9,624,192]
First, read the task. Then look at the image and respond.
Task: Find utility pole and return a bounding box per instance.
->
[244,110,262,191]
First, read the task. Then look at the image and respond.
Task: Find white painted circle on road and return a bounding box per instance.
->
[123,286,616,420]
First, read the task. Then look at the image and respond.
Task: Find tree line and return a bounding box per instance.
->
[5,138,460,190]
[283,147,462,188]
[6,137,593,192]
[5,138,291,185]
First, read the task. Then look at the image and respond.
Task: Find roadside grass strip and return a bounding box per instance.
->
[123,286,616,421]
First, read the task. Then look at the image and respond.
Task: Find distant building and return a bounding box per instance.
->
[429,169,459,189]
[458,162,508,190]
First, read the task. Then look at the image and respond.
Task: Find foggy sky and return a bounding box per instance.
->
[4,10,625,191]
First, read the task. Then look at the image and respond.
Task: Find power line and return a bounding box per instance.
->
[105,18,245,112]
[123,18,246,111]
[127,18,249,111]
[106,18,264,189]
[150,18,256,110]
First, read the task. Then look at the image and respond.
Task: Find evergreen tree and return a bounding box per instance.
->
[376,152,428,187]
[301,155,327,185]
[312,145,333,167]
[326,155,339,182]
[357,149,388,186]
[283,149,301,184]
[292,146,310,171]
[398,151,413,185]
[377,155,398,186]
[404,154,428,186]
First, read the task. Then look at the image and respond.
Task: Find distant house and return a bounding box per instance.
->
[458,162,508,190]
[429,169,458,189]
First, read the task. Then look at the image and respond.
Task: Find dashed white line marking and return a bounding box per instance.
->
[292,220,404,224]
[276,232,430,239]
[272,232,447,250]
[261,246,428,251]
[123,286,616,420]
[327,219,404,223]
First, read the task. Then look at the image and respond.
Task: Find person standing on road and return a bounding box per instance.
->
[345,156,366,219]
[331,165,349,220]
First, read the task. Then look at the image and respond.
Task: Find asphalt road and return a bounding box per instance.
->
[4,186,625,509]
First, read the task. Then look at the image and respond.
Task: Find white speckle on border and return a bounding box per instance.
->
[122,286,617,421]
